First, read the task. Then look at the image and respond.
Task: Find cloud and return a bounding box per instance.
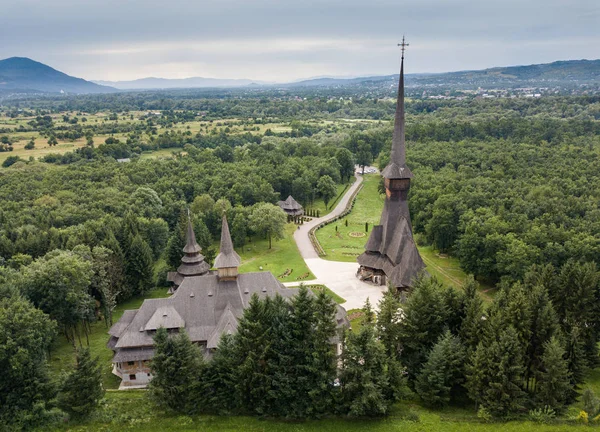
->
[0,0,598,81]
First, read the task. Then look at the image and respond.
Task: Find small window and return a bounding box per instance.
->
[128,361,134,366]
[129,374,136,380]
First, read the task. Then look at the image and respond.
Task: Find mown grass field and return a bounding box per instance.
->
[238,223,314,282]
[315,174,496,297]
[46,390,595,432]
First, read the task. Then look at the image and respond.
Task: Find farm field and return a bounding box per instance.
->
[0,111,373,164]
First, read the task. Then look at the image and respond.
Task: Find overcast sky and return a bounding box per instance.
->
[1,0,599,82]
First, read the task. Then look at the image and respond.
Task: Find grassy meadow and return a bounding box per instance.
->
[46,390,595,432]
[238,223,313,282]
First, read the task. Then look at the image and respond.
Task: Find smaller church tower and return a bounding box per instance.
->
[214,215,241,280]
[167,213,210,292]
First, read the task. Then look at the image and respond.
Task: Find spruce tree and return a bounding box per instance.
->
[165,211,187,269]
[415,330,466,407]
[126,234,154,294]
[398,276,450,381]
[287,285,317,417]
[535,336,572,413]
[309,290,338,416]
[234,294,272,414]
[150,328,204,414]
[459,276,484,354]
[525,285,560,389]
[57,348,104,418]
[376,289,403,358]
[339,300,408,417]
[203,334,241,414]
[465,319,526,417]
[261,295,294,417]
[564,325,589,403]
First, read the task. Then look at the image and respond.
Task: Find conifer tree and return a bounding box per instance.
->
[459,276,484,353]
[339,300,408,417]
[309,290,339,415]
[57,348,104,418]
[465,319,526,417]
[203,334,240,414]
[150,328,204,414]
[564,325,589,403]
[376,289,403,358]
[287,286,316,417]
[126,234,154,294]
[234,294,272,414]
[398,276,450,380]
[261,295,293,417]
[165,211,187,269]
[525,285,560,388]
[535,336,572,413]
[415,330,466,407]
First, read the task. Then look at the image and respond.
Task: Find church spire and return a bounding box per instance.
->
[183,210,202,254]
[381,37,413,180]
[214,215,241,276]
[167,210,210,292]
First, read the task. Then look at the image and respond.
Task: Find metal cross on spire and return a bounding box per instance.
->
[398,36,409,59]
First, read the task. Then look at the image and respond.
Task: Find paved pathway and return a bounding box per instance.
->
[287,171,386,310]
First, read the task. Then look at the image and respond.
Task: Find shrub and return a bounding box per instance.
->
[528,406,556,424]
[477,406,492,423]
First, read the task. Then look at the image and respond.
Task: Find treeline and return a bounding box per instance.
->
[0,198,290,429]
[0,277,105,429]
[407,133,599,284]
[149,286,407,418]
[395,263,600,418]
[0,141,354,262]
[149,262,600,421]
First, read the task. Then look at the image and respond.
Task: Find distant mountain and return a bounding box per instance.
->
[94,59,600,92]
[286,59,600,89]
[0,57,116,94]
[94,77,268,90]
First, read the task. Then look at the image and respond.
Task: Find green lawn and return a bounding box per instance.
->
[315,174,382,262]
[139,147,185,160]
[285,284,347,304]
[305,180,354,216]
[238,223,314,283]
[47,391,593,432]
[315,175,495,297]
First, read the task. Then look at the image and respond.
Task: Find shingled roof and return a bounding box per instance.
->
[214,215,241,269]
[167,214,210,290]
[380,46,414,181]
[358,46,425,289]
[109,272,350,362]
[277,195,303,216]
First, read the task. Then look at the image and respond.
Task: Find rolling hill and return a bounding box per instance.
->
[90,59,600,91]
[94,76,266,90]
[0,57,116,94]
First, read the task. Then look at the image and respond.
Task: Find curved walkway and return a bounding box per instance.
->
[285,172,386,310]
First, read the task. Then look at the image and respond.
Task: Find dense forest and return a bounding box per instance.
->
[0,92,599,429]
